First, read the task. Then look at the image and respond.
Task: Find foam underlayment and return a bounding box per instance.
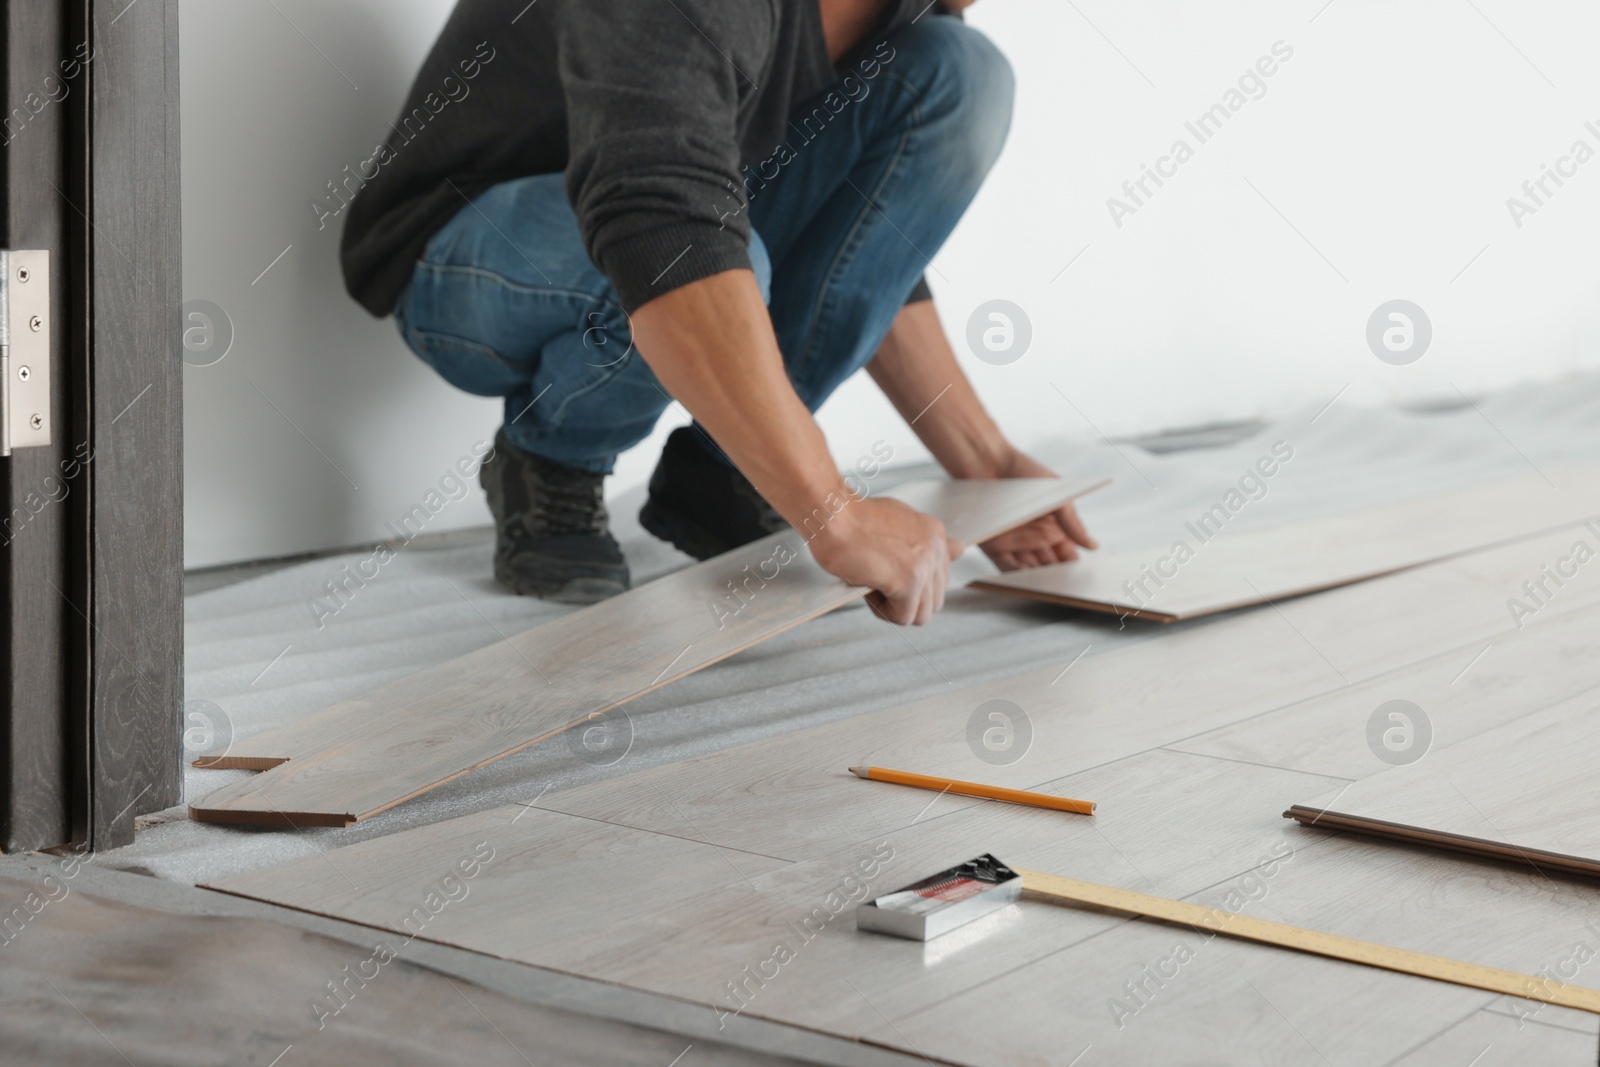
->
[118,374,1600,886]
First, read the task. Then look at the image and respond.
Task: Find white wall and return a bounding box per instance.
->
[182,0,501,567]
[184,0,1600,568]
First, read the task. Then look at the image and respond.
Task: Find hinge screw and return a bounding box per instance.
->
[29,414,43,430]
[17,366,29,381]
[16,266,29,283]
[28,315,41,332]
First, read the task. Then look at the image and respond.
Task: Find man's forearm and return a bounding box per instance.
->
[628,268,960,624]
[628,269,850,529]
[867,300,1013,479]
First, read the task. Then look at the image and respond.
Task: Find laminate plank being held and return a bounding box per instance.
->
[189,477,1106,828]
[971,463,1600,621]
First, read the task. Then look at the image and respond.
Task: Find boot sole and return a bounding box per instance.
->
[493,560,628,605]
[638,499,735,562]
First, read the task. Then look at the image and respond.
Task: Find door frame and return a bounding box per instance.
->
[0,0,182,852]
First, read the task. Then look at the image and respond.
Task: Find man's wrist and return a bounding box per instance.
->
[938,428,1016,480]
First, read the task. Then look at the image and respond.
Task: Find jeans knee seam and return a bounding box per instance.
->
[415,261,602,306]
[408,325,518,370]
[790,107,919,392]
[542,350,649,428]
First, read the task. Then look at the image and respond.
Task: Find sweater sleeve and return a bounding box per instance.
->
[558,1,773,313]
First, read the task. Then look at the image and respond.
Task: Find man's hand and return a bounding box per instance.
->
[977,448,1097,570]
[629,269,955,624]
[811,497,961,625]
[866,301,1099,570]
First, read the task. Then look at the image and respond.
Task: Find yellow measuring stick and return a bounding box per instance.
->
[1017,868,1600,1014]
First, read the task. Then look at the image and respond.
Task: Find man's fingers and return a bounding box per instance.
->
[867,589,911,626]
[1049,541,1080,564]
[1055,504,1098,550]
[840,508,957,627]
[930,537,953,619]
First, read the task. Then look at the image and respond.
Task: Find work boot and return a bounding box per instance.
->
[479,429,629,604]
[639,427,787,561]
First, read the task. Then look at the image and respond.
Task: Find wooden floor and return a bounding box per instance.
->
[208,522,1600,1066]
[971,462,1600,621]
[1285,687,1600,876]
[0,869,838,1067]
[188,477,1104,827]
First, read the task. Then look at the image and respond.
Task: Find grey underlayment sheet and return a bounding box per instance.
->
[120,374,1600,887]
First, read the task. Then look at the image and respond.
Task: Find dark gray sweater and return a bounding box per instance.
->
[340,0,941,317]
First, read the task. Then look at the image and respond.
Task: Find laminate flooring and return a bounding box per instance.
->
[207,520,1600,1065]
[0,870,828,1067]
[1284,689,1600,876]
[969,463,1600,621]
[189,478,1105,827]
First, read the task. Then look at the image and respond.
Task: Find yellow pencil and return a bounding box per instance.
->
[849,765,1095,816]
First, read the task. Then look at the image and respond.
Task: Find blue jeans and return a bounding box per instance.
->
[395,18,1013,474]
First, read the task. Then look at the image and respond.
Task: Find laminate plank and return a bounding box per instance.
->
[206,748,1342,1049]
[1285,688,1600,876]
[889,833,1600,1066]
[0,874,821,1067]
[198,507,1600,1063]
[970,464,1600,621]
[1173,594,1600,780]
[188,478,1106,827]
[536,529,1600,862]
[1484,989,1600,1036]
[208,806,793,951]
[1386,1010,1595,1067]
[542,751,1336,1033]
[206,477,1102,770]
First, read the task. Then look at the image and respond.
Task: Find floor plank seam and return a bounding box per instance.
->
[1155,622,1528,759]
[1482,999,1600,1037]
[1152,745,1358,782]
[527,741,1363,870]
[208,880,945,1065]
[528,803,802,865]
[1374,1000,1496,1067]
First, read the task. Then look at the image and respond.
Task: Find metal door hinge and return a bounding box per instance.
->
[0,250,51,456]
